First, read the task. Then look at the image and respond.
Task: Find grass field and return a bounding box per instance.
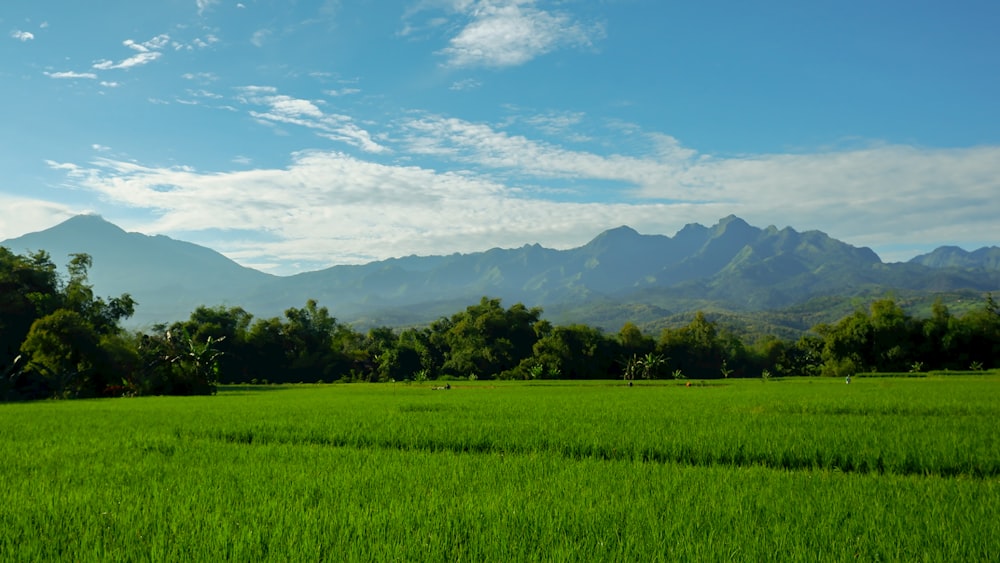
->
[2,375,998,561]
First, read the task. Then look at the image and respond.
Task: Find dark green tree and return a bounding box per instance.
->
[658,312,735,378]
[439,297,543,379]
[170,305,252,383]
[19,309,105,398]
[530,324,616,379]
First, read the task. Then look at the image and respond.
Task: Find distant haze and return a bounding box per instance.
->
[4,215,998,331]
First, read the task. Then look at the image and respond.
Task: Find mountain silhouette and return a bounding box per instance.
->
[2,215,274,324]
[2,214,997,329]
[909,245,1000,270]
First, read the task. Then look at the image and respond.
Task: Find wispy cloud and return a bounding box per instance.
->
[46,150,661,271]
[391,116,1000,257]
[237,87,387,153]
[93,35,169,70]
[0,194,78,242]
[434,1,605,68]
[521,110,586,137]
[251,29,272,47]
[449,78,482,91]
[44,70,98,79]
[196,0,219,16]
[93,52,162,70]
[11,30,35,42]
[187,88,223,99]
[323,88,361,97]
[171,34,219,51]
[398,114,690,189]
[181,71,218,82]
[47,125,1000,273]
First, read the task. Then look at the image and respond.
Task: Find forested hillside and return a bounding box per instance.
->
[3,248,998,401]
[4,215,998,330]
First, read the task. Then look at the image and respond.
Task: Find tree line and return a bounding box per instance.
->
[2,248,998,400]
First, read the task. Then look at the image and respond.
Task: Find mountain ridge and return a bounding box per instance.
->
[3,214,998,331]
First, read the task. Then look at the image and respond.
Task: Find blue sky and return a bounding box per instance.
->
[2,0,998,274]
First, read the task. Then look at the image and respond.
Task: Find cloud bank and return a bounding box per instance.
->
[43,110,1000,273]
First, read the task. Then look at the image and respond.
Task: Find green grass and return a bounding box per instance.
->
[2,376,999,561]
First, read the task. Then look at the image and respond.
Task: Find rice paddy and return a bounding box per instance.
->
[2,375,998,561]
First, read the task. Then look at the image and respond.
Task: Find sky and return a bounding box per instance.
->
[1,0,998,275]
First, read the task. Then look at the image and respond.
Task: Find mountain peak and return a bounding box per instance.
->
[600,225,641,238]
[910,245,1000,270]
[582,225,642,248]
[714,214,751,230]
[53,214,126,236]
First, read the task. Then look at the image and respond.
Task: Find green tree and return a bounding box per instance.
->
[618,322,654,356]
[282,300,350,382]
[131,327,223,395]
[439,297,543,379]
[0,249,60,370]
[63,253,135,336]
[946,293,1000,370]
[658,312,732,378]
[7,252,135,399]
[19,309,105,398]
[530,324,615,379]
[869,297,916,371]
[171,305,253,383]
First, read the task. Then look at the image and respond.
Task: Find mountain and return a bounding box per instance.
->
[909,246,1000,271]
[1,215,275,325]
[2,214,998,332]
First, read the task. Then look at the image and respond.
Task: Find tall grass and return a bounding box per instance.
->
[2,376,998,560]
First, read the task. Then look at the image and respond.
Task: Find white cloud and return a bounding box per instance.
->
[251,29,272,47]
[662,145,1000,255]
[181,71,218,82]
[47,132,1000,275]
[437,1,605,68]
[44,70,98,79]
[0,195,78,242]
[188,88,223,99]
[91,144,111,152]
[522,110,585,136]
[93,35,169,70]
[323,88,362,96]
[399,114,691,187]
[173,34,220,51]
[123,39,150,52]
[449,78,482,91]
[238,87,387,153]
[11,30,34,41]
[196,0,219,15]
[41,96,1000,273]
[237,85,278,96]
[100,81,121,88]
[93,52,162,70]
[47,151,666,272]
[192,35,219,49]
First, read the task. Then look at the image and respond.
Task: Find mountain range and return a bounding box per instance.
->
[3,214,999,335]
